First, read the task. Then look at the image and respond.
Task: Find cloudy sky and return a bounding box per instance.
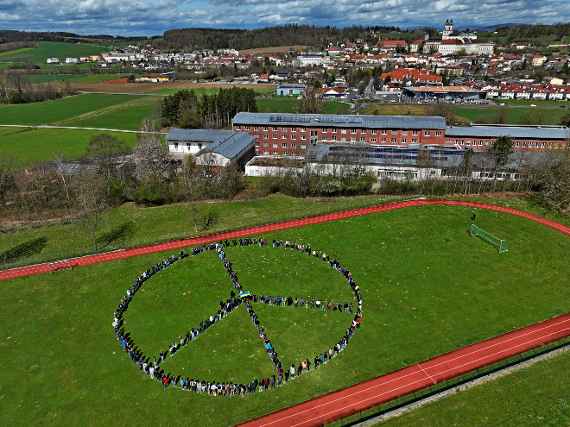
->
[1,0,570,36]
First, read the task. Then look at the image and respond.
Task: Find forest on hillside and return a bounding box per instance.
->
[154,25,418,50]
[480,23,570,45]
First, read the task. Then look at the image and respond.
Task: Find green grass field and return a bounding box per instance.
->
[59,96,160,131]
[0,127,138,166]
[381,351,570,426]
[0,194,394,267]
[0,41,110,67]
[1,203,569,426]
[257,96,351,114]
[453,105,568,126]
[0,93,141,126]
[25,73,130,84]
[0,93,156,164]
[363,103,568,126]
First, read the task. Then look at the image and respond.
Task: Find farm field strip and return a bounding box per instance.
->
[0,93,142,126]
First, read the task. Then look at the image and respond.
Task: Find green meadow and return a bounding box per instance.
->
[1,204,569,426]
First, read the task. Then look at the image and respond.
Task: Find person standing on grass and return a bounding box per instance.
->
[162,375,170,390]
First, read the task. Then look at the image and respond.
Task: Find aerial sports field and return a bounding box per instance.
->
[1,200,569,426]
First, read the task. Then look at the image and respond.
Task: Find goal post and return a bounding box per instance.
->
[469,223,509,254]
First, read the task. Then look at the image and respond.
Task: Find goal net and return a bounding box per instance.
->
[469,224,509,254]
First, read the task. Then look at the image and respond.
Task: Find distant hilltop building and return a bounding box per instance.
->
[424,19,494,56]
[442,19,478,42]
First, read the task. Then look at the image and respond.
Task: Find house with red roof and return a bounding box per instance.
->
[378,40,408,51]
[380,68,442,87]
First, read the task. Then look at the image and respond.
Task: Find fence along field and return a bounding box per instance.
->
[0,205,569,426]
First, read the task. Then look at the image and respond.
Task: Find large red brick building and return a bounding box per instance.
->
[232,113,447,157]
[446,125,570,152]
[232,113,569,157]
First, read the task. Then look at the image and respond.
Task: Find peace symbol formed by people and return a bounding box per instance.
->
[113,238,364,397]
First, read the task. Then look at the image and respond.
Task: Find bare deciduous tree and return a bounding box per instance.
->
[134,120,173,181]
[75,172,108,252]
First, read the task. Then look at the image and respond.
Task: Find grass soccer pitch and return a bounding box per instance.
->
[1,205,569,426]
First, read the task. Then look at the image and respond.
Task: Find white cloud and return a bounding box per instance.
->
[1,0,570,35]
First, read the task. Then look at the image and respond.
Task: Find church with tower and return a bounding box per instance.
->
[423,18,492,56]
[441,19,478,42]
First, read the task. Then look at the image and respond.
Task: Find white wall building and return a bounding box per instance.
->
[296,54,329,67]
[167,128,255,168]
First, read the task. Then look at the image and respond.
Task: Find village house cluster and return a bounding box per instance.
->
[43,19,570,107]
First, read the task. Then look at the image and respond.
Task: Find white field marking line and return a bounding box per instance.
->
[255,318,570,427]
[0,124,166,135]
[417,363,436,385]
[267,321,570,427]
[290,325,570,427]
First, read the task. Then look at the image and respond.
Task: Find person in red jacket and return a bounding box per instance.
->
[162,375,170,390]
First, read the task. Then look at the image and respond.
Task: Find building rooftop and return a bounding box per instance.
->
[167,128,254,160]
[406,86,481,94]
[277,83,306,89]
[446,125,570,140]
[233,112,447,130]
[306,143,465,168]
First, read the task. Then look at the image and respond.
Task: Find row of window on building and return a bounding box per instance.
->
[448,139,559,149]
[235,126,443,138]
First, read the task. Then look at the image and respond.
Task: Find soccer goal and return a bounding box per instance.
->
[469,223,509,254]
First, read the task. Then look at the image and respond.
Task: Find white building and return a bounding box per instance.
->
[427,19,494,56]
[167,128,255,168]
[438,40,494,56]
[46,58,60,64]
[296,54,329,67]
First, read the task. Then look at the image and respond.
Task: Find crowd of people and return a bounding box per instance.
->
[251,294,353,313]
[112,237,363,397]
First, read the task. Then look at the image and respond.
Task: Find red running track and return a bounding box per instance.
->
[241,313,570,427]
[1,199,569,282]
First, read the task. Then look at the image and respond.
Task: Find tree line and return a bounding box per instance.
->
[156,25,404,51]
[487,23,570,45]
[0,127,244,250]
[0,74,76,104]
[161,88,257,129]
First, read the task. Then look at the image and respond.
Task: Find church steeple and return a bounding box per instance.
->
[443,19,454,39]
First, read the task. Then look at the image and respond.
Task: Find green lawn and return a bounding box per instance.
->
[0,61,14,70]
[59,96,160,131]
[453,106,568,125]
[381,351,570,427]
[362,102,568,126]
[257,96,351,114]
[0,93,157,164]
[0,203,569,426]
[0,127,138,166]
[0,93,141,126]
[0,194,394,268]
